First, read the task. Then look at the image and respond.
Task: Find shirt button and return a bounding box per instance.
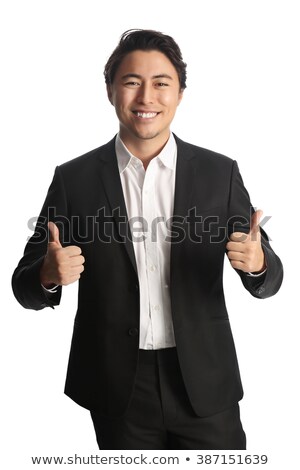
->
[153,305,160,311]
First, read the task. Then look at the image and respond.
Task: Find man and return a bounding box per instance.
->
[12,29,283,450]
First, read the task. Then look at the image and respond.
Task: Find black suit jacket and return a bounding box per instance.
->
[12,134,283,418]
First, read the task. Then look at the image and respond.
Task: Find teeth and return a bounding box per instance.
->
[135,112,158,118]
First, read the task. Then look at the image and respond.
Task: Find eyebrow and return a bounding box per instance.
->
[121,73,173,81]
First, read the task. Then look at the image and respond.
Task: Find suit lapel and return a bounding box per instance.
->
[96,137,138,275]
[172,134,197,223]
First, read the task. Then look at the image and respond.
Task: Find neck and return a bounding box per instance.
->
[119,129,171,163]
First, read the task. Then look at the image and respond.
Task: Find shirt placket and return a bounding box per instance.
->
[142,161,165,349]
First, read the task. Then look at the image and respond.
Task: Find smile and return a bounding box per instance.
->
[132,111,159,119]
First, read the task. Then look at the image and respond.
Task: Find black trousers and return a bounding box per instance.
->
[90,347,246,450]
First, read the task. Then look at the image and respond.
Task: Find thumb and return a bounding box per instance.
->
[250,209,263,238]
[48,221,62,247]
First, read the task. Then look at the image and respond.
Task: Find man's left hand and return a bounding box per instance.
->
[226,210,266,273]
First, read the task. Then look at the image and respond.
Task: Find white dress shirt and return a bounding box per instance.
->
[116,132,177,350]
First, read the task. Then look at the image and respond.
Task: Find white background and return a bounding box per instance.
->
[1,0,299,468]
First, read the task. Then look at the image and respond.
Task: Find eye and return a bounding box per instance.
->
[156,82,169,87]
[125,81,140,87]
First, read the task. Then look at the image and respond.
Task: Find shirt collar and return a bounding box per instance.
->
[115,132,177,174]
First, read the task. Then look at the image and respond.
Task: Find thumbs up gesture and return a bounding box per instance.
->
[40,222,85,288]
[226,210,266,273]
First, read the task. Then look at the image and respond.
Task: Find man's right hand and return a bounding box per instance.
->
[40,222,85,288]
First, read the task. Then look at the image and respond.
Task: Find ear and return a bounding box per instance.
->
[177,89,184,106]
[106,84,114,106]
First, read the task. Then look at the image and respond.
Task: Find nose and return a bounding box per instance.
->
[136,82,154,104]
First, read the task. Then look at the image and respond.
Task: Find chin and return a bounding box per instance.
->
[134,130,161,140]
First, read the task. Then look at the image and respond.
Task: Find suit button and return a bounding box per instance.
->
[128,284,139,292]
[256,286,265,295]
[128,328,139,336]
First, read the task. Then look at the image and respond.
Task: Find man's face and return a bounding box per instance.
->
[107,49,183,144]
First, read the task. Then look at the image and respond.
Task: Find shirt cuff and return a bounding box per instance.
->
[41,283,59,293]
[247,268,267,277]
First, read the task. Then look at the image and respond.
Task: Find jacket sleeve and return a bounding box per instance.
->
[11,166,69,310]
[227,160,283,299]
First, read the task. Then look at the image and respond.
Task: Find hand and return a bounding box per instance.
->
[40,222,85,287]
[226,210,266,273]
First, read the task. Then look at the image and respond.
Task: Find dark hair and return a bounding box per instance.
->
[104,29,187,90]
